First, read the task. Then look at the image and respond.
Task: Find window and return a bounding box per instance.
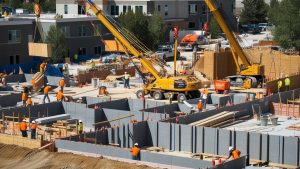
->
[157,5,160,11]
[78,25,90,37]
[64,5,68,14]
[94,46,102,54]
[10,56,14,65]
[61,26,70,37]
[189,4,197,14]
[135,6,143,13]
[78,5,85,15]
[110,5,119,15]
[8,30,21,43]
[15,55,20,64]
[94,24,102,36]
[188,22,196,29]
[78,48,86,55]
[123,6,127,13]
[202,5,207,14]
[128,6,131,11]
[164,5,168,16]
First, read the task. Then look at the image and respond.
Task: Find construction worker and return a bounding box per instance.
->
[40,61,46,73]
[20,119,27,137]
[59,77,65,92]
[27,95,32,107]
[31,120,37,139]
[226,146,241,160]
[284,75,291,91]
[22,92,27,107]
[197,100,203,113]
[31,77,36,86]
[56,90,64,102]
[43,83,51,103]
[78,120,83,134]
[277,80,283,92]
[130,143,140,160]
[202,85,209,109]
[124,72,130,89]
[168,92,173,104]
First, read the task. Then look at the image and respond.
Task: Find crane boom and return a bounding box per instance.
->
[204,0,251,68]
[85,0,160,79]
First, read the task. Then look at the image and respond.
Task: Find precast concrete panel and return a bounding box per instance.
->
[171,123,180,151]
[218,129,231,156]
[128,99,143,111]
[261,134,269,161]
[158,122,171,150]
[147,121,158,147]
[269,135,283,164]
[235,131,248,156]
[283,137,299,166]
[249,132,262,160]
[107,128,113,144]
[180,125,193,152]
[195,126,204,153]
[128,123,133,148]
[133,122,149,147]
[204,127,218,154]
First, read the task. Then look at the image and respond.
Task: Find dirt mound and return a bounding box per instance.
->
[0,144,153,169]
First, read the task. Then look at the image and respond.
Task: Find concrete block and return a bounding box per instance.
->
[235,131,248,156]
[249,132,261,160]
[158,122,171,150]
[218,129,231,156]
[269,135,283,164]
[195,126,204,153]
[210,94,232,107]
[283,137,299,166]
[180,125,193,152]
[203,127,218,154]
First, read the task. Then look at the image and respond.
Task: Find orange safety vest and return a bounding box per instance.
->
[31,123,37,130]
[27,98,32,105]
[57,91,63,100]
[232,149,241,159]
[31,79,36,85]
[44,86,50,94]
[130,147,140,157]
[197,102,203,110]
[20,122,27,131]
[22,93,27,101]
[59,79,65,87]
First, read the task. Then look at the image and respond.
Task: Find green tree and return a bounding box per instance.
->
[45,26,67,63]
[268,0,300,50]
[148,11,167,49]
[209,17,221,39]
[240,0,269,24]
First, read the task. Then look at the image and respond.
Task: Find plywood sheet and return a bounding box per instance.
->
[28,42,52,57]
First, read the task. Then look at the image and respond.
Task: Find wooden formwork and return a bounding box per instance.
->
[0,133,42,149]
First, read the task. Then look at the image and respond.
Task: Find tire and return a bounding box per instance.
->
[177,93,187,102]
[136,90,144,99]
[153,91,163,100]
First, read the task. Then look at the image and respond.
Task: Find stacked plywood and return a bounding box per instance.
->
[28,43,52,57]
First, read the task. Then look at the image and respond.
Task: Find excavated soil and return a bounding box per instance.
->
[0,144,154,169]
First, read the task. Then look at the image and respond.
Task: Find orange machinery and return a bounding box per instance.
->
[214,80,230,94]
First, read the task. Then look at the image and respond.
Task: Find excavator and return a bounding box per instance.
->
[85,0,204,101]
[204,0,264,89]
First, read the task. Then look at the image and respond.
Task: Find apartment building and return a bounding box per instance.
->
[56,0,236,30]
[0,15,109,66]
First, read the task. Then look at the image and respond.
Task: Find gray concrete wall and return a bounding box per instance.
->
[5,74,26,83]
[85,96,111,106]
[0,93,21,107]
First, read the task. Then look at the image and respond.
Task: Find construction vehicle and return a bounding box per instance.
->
[85,0,203,101]
[204,0,264,88]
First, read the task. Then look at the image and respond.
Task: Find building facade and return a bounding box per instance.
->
[56,0,236,30]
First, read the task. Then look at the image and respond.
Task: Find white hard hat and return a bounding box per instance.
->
[134,143,138,146]
[61,77,64,79]
[32,120,36,123]
[79,97,83,100]
[125,72,127,74]
[79,120,82,123]
[46,83,49,85]
[199,100,202,102]
[204,84,208,87]
[23,119,26,122]
[28,95,31,98]
[229,146,234,151]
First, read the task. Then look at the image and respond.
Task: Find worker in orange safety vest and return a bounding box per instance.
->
[43,83,51,103]
[22,92,27,107]
[20,119,28,137]
[226,146,241,160]
[27,95,32,107]
[31,120,37,139]
[59,77,65,92]
[197,100,203,113]
[56,90,64,102]
[130,143,140,160]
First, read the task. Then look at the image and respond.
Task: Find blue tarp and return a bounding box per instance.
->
[44,64,63,77]
[0,59,40,74]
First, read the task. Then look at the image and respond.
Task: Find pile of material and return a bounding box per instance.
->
[189,111,237,127]
[286,123,300,131]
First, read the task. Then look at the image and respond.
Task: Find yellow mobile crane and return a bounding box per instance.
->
[204,0,264,88]
[85,0,203,101]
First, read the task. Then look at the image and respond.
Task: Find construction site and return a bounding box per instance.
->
[0,0,300,169]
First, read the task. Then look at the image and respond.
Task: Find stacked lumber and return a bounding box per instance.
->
[286,123,300,131]
[52,120,77,132]
[189,111,237,127]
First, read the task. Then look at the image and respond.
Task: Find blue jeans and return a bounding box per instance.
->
[202,99,207,109]
[132,155,139,160]
[31,129,36,139]
[43,94,50,103]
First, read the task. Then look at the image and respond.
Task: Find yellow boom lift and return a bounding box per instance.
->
[85,0,203,101]
[204,0,264,88]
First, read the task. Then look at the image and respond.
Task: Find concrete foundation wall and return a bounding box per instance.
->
[0,93,21,107]
[85,96,111,106]
[5,74,26,83]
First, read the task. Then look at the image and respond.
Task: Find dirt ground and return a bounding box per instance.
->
[0,144,154,169]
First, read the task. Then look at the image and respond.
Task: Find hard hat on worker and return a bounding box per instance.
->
[229,146,234,151]
[32,120,36,124]
[28,95,31,98]
[199,100,202,102]
[23,119,26,122]
[204,84,208,87]
[125,72,127,74]
[79,120,82,123]
[134,143,138,146]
